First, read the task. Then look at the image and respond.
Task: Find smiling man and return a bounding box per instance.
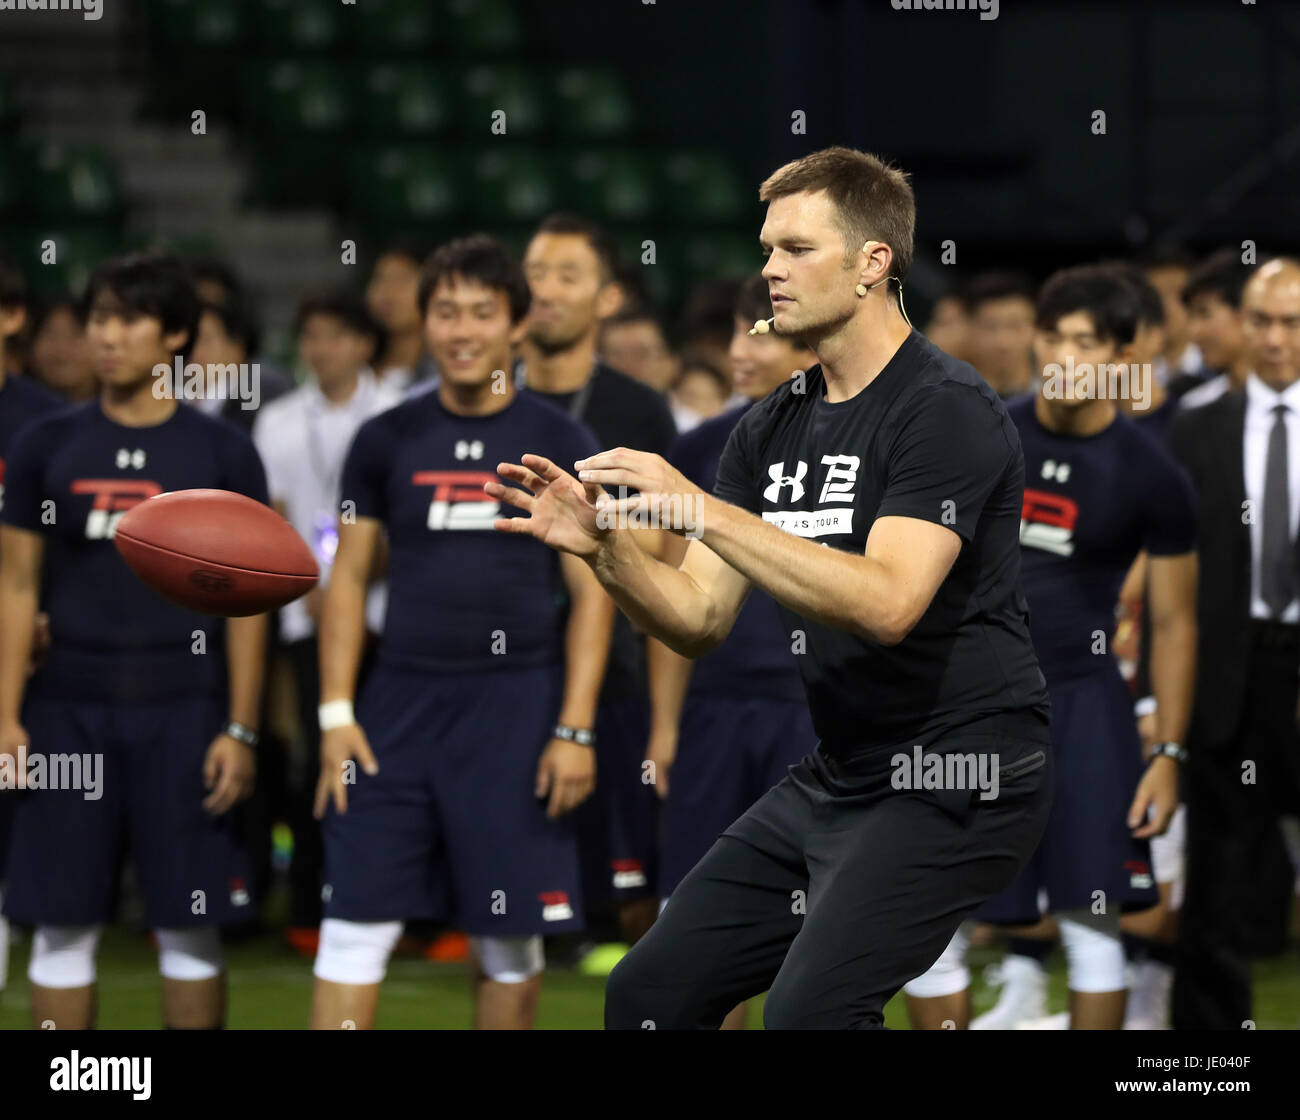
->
[490,146,1053,1029]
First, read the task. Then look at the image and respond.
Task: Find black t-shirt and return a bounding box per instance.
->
[531,361,678,700]
[713,330,1048,757]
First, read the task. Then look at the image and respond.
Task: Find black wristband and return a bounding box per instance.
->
[224,721,260,748]
[553,723,595,747]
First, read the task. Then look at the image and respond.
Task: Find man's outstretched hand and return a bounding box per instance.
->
[487,454,608,558]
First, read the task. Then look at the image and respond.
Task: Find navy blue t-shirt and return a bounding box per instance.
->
[0,400,269,701]
[670,402,804,703]
[713,330,1048,756]
[1010,397,1196,687]
[341,388,599,673]
[0,374,64,509]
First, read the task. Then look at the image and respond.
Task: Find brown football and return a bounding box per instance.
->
[114,489,318,617]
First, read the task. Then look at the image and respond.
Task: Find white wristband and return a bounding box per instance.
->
[318,699,356,731]
[1134,695,1158,719]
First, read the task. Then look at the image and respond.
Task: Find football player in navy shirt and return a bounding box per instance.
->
[0,252,270,1029]
[520,213,678,947]
[494,147,1054,1029]
[310,235,614,1030]
[645,275,818,1028]
[906,264,1197,1030]
[0,251,64,995]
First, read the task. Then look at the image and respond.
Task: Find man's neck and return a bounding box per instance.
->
[1228,355,1253,390]
[318,369,362,406]
[521,331,597,394]
[438,377,515,417]
[1254,367,1300,395]
[101,379,179,427]
[378,329,423,375]
[812,300,913,404]
[1034,392,1116,437]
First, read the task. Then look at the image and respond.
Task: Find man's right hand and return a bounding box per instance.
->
[487,455,609,559]
[313,721,379,818]
[0,721,29,790]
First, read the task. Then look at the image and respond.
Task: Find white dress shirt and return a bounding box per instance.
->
[252,369,403,642]
[1243,373,1300,622]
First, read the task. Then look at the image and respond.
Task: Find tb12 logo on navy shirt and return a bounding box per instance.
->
[414,469,499,531]
[73,449,160,539]
[1020,459,1078,557]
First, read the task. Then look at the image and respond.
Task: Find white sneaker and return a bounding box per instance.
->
[1016,1011,1070,1030]
[971,955,1048,1030]
[1124,959,1173,1030]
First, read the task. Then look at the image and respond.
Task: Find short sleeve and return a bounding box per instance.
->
[876,385,1013,542]
[0,422,52,530]
[1142,450,1198,556]
[712,413,759,514]
[222,430,270,505]
[340,415,390,522]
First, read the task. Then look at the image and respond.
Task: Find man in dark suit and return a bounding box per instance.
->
[1168,258,1300,1029]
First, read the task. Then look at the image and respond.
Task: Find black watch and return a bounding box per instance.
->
[1148,741,1186,764]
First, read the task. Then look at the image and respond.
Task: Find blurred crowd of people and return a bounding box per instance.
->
[0,218,1296,1030]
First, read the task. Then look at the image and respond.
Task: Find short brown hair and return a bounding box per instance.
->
[759,146,915,287]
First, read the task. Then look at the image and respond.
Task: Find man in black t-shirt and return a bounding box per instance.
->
[492,147,1052,1029]
[519,213,677,947]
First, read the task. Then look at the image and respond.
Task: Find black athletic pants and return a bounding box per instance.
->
[606,711,1053,1029]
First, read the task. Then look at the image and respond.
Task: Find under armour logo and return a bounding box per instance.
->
[764,460,807,503]
[454,439,484,461]
[1041,459,1070,484]
[116,448,146,470]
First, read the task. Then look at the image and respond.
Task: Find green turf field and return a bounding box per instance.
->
[1,924,1296,1029]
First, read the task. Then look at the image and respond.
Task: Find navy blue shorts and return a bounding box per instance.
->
[577,694,658,903]
[2,689,253,929]
[660,695,817,896]
[321,662,583,935]
[979,669,1157,923]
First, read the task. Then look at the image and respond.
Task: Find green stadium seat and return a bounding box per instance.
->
[23,140,124,220]
[252,0,343,51]
[611,228,675,308]
[565,149,657,223]
[673,228,762,285]
[445,0,527,55]
[346,145,466,224]
[148,0,248,50]
[355,0,446,54]
[661,150,750,224]
[553,69,637,140]
[245,60,357,136]
[365,64,456,137]
[460,65,550,139]
[468,148,559,224]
